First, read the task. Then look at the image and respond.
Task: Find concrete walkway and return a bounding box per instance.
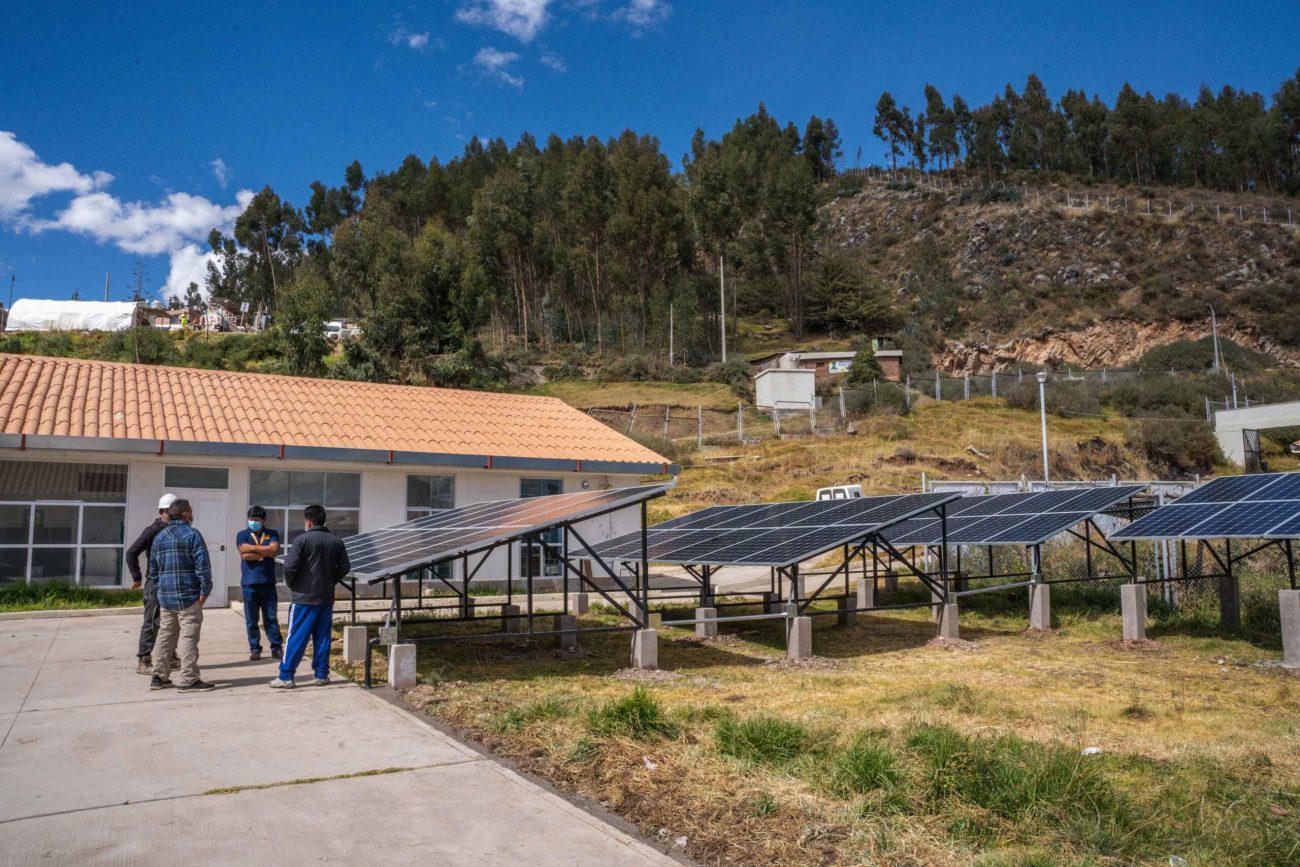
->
[0,609,678,866]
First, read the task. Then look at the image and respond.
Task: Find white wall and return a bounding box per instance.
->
[18,448,646,603]
[755,369,815,409]
[1214,400,1300,466]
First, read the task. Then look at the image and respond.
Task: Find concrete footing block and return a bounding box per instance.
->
[788,616,813,659]
[631,628,658,670]
[342,625,368,664]
[388,643,417,689]
[883,571,899,592]
[553,614,577,649]
[695,607,718,638]
[1029,583,1052,631]
[502,604,522,633]
[1121,583,1147,642]
[836,596,856,627]
[856,579,875,612]
[1280,589,1300,668]
[931,587,945,622]
[937,603,960,639]
[573,592,589,615]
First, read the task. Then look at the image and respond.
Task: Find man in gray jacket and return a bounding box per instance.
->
[269,504,351,689]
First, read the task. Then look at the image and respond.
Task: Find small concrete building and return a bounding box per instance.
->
[754,367,816,409]
[0,353,673,607]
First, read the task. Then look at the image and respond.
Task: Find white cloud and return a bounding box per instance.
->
[389,25,439,50]
[0,131,112,218]
[456,0,552,42]
[473,47,524,87]
[163,243,220,300]
[613,0,671,29]
[210,157,231,189]
[34,189,254,256]
[539,51,566,72]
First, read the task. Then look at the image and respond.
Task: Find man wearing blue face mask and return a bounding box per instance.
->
[236,505,283,661]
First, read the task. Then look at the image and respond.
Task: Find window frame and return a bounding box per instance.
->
[0,499,127,586]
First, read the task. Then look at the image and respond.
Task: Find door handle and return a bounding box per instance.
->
[220,544,226,551]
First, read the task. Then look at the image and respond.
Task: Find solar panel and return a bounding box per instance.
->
[342,484,671,581]
[1109,471,1300,540]
[591,492,961,567]
[882,486,1145,546]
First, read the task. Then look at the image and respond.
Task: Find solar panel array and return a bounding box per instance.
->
[592,492,961,567]
[1109,472,1300,540]
[342,484,672,581]
[882,486,1146,546]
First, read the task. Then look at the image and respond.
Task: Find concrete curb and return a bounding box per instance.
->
[0,605,145,621]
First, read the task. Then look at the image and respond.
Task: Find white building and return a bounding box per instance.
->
[754,367,816,409]
[3,299,144,332]
[0,353,674,606]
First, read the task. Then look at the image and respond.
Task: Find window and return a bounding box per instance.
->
[521,478,563,578]
[0,461,127,586]
[407,476,455,580]
[164,466,229,489]
[249,469,361,545]
[406,475,455,521]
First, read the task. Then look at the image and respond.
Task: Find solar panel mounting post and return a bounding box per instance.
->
[1220,538,1241,629]
[640,500,651,623]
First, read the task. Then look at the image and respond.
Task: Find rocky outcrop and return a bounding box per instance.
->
[936,319,1300,374]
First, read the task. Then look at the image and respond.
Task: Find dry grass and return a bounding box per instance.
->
[348,590,1300,866]
[526,380,739,411]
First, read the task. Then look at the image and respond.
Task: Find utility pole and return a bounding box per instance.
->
[668,302,674,367]
[1208,304,1222,374]
[103,272,110,302]
[1036,371,1050,486]
[719,255,726,363]
[7,274,14,309]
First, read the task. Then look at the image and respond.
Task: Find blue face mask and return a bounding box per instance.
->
[248,520,263,532]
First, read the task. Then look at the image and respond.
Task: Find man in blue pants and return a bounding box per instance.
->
[269,504,350,689]
[236,505,283,661]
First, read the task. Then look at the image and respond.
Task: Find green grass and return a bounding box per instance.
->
[587,687,680,739]
[827,733,903,798]
[497,696,580,731]
[0,582,143,613]
[714,714,812,766]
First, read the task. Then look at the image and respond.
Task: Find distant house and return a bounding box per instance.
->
[750,347,903,381]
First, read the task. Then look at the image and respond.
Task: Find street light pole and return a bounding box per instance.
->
[1036,371,1050,487]
[1208,304,1222,374]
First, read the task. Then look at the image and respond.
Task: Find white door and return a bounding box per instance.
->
[171,488,230,607]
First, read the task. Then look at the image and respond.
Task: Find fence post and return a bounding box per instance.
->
[809,404,816,432]
[1216,204,1220,219]
[697,405,703,448]
[905,374,912,410]
[1147,200,1151,215]
[963,374,970,400]
[663,405,670,438]
[1018,367,1023,382]
[991,371,997,397]
[935,371,941,400]
[737,402,743,442]
[872,378,878,405]
[839,386,847,419]
[771,408,780,436]
[626,403,637,434]
[1239,206,1244,219]
[1204,396,1210,422]
[1264,207,1267,224]
[1168,200,1172,216]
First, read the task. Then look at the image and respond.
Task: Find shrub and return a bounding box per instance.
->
[1126,418,1222,476]
[629,433,689,465]
[714,714,811,765]
[707,359,754,401]
[587,687,678,740]
[982,187,1022,203]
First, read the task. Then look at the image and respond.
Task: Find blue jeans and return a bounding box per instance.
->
[279,602,333,681]
[242,584,283,652]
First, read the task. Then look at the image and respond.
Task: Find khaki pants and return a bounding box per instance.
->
[153,601,204,684]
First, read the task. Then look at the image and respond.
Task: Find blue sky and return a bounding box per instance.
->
[2,0,1297,304]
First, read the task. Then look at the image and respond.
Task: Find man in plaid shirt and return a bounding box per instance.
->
[148,498,215,692]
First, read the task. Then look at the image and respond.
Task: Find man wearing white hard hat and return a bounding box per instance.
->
[126,493,179,675]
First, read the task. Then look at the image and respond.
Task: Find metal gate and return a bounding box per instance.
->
[1243,429,1262,472]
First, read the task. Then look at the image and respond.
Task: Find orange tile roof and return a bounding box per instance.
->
[0,354,670,468]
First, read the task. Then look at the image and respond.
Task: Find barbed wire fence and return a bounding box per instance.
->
[836,167,1299,232]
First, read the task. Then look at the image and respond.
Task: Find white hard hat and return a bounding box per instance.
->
[158,493,178,510]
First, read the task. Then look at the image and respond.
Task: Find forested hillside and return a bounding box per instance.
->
[173,70,1300,385]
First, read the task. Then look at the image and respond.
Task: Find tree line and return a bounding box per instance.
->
[873,71,1300,192]
[197,70,1299,384]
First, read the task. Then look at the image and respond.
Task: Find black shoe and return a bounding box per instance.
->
[177,680,215,693]
[149,675,172,690]
[271,647,282,660]
[250,650,262,661]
